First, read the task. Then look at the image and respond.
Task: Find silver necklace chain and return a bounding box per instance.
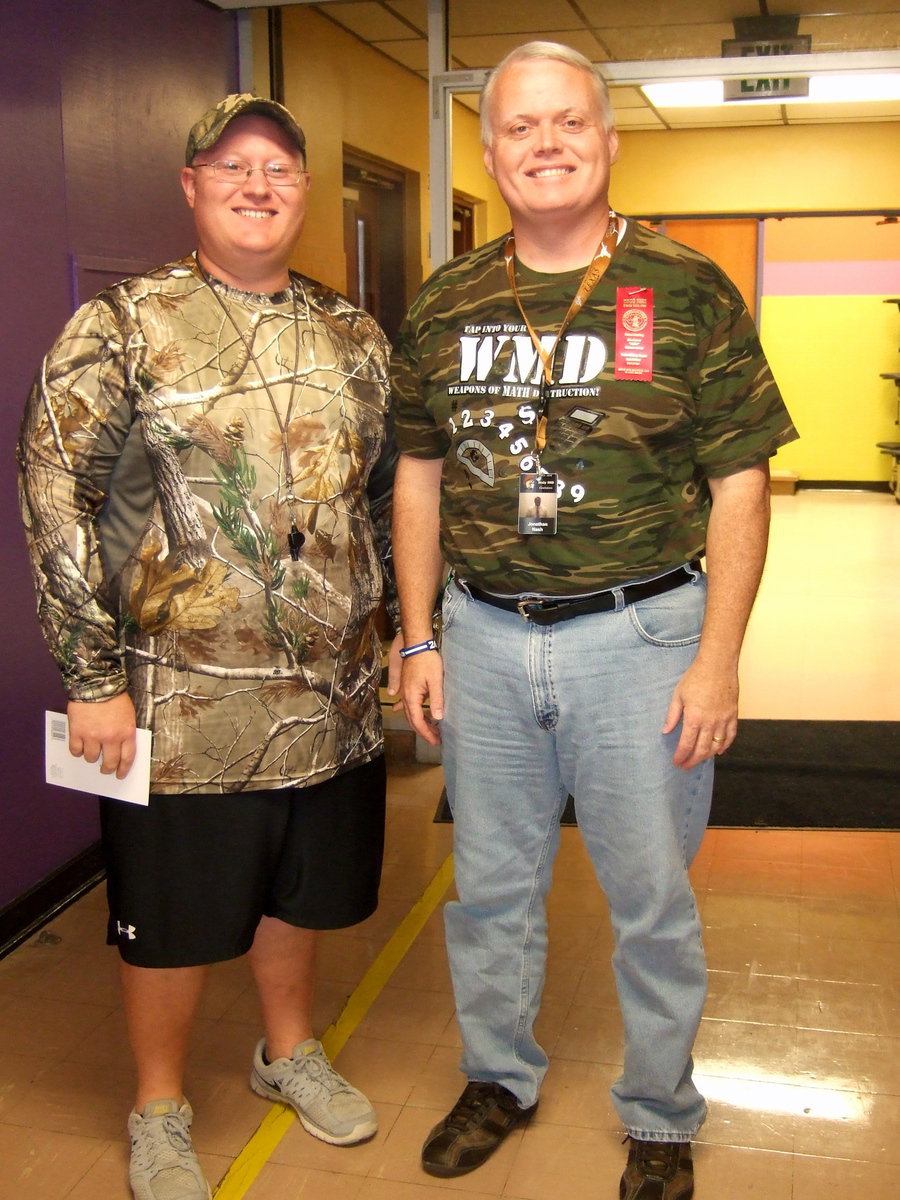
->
[198,263,307,559]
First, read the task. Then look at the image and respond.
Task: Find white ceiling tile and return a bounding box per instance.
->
[615,110,668,130]
[598,24,734,61]
[576,0,738,27]
[786,112,900,123]
[451,29,605,69]
[447,0,584,37]
[800,13,900,51]
[382,0,428,31]
[608,86,650,109]
[661,103,786,127]
[788,99,900,120]
[771,0,900,15]
[320,1,418,43]
[371,38,430,71]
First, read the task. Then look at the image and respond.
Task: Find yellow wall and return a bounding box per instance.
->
[613,124,900,482]
[761,294,898,481]
[612,123,900,217]
[273,5,504,295]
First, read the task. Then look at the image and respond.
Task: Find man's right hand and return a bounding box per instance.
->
[67,692,137,779]
[396,650,444,746]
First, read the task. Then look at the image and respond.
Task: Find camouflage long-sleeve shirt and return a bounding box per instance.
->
[392,219,798,595]
[19,256,396,793]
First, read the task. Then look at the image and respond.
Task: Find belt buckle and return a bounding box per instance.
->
[516,596,558,621]
[516,598,537,620]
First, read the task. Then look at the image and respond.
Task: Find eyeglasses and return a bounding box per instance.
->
[193,159,307,186]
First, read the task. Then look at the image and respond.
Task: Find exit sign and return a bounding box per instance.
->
[721,34,811,102]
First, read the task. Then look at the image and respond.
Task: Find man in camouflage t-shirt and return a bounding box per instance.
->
[390,43,797,1200]
[19,95,396,1200]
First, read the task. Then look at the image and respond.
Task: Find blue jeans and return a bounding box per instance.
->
[439,569,711,1140]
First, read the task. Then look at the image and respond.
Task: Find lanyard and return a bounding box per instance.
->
[504,212,619,457]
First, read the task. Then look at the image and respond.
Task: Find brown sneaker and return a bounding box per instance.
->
[620,1138,694,1199]
[421,1081,537,1177]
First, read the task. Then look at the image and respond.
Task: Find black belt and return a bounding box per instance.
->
[458,561,701,626]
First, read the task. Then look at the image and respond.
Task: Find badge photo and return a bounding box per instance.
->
[518,473,558,536]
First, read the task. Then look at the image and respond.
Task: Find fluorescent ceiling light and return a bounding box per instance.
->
[643,81,724,107]
[811,73,900,101]
[643,73,900,108]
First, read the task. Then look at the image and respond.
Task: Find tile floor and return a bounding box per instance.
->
[0,490,897,1200]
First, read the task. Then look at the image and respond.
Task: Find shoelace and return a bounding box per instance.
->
[132,1113,194,1169]
[160,1114,194,1153]
[287,1050,352,1096]
[632,1140,680,1180]
[445,1084,506,1131]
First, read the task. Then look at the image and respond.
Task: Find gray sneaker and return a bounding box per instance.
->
[127,1099,211,1200]
[250,1037,377,1145]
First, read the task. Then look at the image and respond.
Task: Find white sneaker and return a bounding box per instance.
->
[250,1038,377,1145]
[127,1099,211,1200]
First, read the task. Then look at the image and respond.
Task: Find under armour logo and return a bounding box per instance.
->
[117,921,137,940]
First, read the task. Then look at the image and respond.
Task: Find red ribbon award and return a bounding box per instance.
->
[614,287,654,382]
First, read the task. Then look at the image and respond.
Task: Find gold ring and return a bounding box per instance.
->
[711,736,725,742]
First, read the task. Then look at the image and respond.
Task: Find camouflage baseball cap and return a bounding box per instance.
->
[185,93,306,165]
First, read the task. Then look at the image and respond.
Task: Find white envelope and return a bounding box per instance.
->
[45,711,152,805]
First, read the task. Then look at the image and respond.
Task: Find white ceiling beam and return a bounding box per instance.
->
[605,49,900,85]
[428,0,454,271]
[432,49,900,97]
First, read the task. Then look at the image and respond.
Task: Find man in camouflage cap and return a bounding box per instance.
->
[389,41,796,1199]
[20,91,396,1199]
[184,92,307,164]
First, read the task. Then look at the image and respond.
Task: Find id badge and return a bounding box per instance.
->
[518,473,558,535]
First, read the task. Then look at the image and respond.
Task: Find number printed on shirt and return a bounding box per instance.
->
[446,398,590,503]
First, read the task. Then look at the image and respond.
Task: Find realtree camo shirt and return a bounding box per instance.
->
[392,218,798,595]
[19,256,396,794]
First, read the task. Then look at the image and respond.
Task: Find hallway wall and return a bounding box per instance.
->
[760,216,900,483]
[0,0,237,912]
[613,122,900,216]
[614,122,900,484]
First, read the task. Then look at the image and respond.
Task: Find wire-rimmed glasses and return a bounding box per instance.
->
[192,159,307,186]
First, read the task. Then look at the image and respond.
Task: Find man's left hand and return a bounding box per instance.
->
[662,658,738,770]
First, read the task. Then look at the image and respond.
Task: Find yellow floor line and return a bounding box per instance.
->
[212,852,455,1198]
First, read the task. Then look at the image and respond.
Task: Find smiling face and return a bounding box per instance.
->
[181,114,309,293]
[483,57,619,241]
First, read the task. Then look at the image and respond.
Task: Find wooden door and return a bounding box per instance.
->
[342,157,406,344]
[664,218,760,320]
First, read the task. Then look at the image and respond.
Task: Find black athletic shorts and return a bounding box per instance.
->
[100,755,386,968]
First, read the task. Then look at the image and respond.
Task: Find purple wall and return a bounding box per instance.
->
[0,0,238,910]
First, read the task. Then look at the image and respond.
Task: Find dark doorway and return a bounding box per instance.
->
[342,155,407,344]
[453,198,475,258]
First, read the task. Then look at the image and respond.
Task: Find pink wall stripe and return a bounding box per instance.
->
[763,259,900,296]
